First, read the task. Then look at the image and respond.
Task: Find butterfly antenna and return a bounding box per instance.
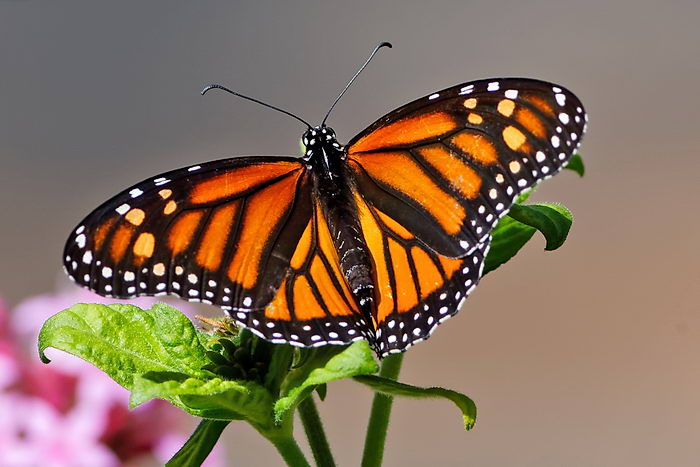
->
[321,41,392,126]
[201,84,312,129]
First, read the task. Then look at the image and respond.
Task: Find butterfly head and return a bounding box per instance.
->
[301,125,343,161]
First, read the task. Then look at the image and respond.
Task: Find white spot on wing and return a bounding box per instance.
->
[82,251,93,264]
[116,204,130,215]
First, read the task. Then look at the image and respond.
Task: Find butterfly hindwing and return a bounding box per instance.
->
[353,189,489,356]
[347,78,587,259]
[230,200,369,347]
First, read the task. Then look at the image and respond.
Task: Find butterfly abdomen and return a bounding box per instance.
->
[307,127,378,331]
[318,171,376,319]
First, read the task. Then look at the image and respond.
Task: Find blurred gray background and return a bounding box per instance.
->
[2,1,699,465]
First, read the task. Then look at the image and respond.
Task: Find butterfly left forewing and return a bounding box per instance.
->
[64,157,311,311]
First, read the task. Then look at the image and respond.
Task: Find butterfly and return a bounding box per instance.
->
[63,43,586,357]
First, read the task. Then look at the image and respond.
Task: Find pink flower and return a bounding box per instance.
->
[0,300,20,391]
[0,393,121,467]
[0,349,19,390]
[1,287,227,466]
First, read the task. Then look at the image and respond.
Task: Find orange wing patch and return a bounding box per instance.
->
[190,162,300,204]
[292,275,327,320]
[125,208,145,226]
[497,99,516,117]
[438,255,462,279]
[375,209,413,240]
[265,281,292,321]
[228,173,300,289]
[196,201,239,271]
[309,257,354,317]
[516,107,547,139]
[502,126,527,151]
[349,154,466,235]
[93,218,116,251]
[290,220,313,270]
[417,146,482,199]
[467,113,483,125]
[133,232,155,260]
[110,224,134,263]
[349,112,458,153]
[410,247,444,297]
[168,211,203,256]
[450,132,498,165]
[523,95,555,117]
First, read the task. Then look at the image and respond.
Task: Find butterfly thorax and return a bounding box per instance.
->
[303,126,377,331]
[301,126,346,187]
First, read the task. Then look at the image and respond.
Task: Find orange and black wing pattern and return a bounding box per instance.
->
[347,78,586,354]
[353,190,490,355]
[347,78,586,259]
[235,199,367,347]
[64,157,314,316]
[63,77,587,357]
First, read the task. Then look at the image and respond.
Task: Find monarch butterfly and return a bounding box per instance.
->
[63,43,586,357]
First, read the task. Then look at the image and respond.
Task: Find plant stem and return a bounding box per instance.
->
[298,395,336,466]
[268,434,312,467]
[361,353,405,467]
[166,419,229,467]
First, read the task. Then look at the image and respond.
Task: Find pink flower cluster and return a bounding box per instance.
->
[0,289,225,466]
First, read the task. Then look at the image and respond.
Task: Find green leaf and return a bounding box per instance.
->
[508,203,573,251]
[564,153,585,177]
[353,375,477,430]
[132,371,273,426]
[264,344,295,398]
[166,419,230,467]
[274,341,378,423]
[514,186,535,204]
[484,215,537,275]
[38,303,210,389]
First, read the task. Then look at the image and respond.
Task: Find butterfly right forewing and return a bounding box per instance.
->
[346,78,587,259]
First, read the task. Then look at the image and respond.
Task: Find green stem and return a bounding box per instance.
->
[298,395,336,467]
[268,434,312,467]
[166,419,229,467]
[361,353,405,467]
